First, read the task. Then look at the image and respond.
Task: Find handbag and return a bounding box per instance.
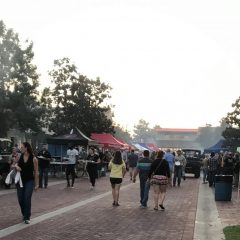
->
[150,160,168,185]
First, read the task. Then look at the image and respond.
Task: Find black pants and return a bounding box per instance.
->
[208,170,216,187]
[87,164,98,187]
[66,164,75,187]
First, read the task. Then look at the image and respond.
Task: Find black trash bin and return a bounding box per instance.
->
[215,175,233,201]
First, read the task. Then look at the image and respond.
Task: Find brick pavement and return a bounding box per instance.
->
[0,175,200,240]
[216,187,240,227]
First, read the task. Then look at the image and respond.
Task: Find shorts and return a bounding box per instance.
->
[110,177,122,185]
[129,167,136,173]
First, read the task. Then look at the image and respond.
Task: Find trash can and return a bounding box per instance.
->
[215,175,233,201]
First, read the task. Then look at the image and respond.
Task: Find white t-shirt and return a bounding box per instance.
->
[67,149,79,164]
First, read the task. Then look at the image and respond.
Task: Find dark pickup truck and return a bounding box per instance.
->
[182,149,202,178]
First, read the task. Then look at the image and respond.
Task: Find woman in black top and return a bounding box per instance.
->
[148,150,170,211]
[86,147,100,189]
[14,142,38,224]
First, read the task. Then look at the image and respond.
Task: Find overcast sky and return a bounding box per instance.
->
[1,0,240,131]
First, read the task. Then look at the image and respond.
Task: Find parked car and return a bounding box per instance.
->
[182,149,202,178]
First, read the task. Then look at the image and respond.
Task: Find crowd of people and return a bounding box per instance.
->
[5,141,240,225]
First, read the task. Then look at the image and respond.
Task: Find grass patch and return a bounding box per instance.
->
[224,226,240,240]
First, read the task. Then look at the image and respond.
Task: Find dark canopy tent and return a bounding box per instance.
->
[47,128,97,157]
[204,139,228,153]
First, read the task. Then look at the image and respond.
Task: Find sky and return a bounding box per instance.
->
[1,0,240,132]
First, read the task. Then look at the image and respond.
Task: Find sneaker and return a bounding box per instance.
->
[112,201,116,206]
[159,204,165,210]
[24,220,30,224]
[115,202,120,206]
[71,186,75,189]
[154,207,158,211]
[139,205,147,209]
[90,186,94,190]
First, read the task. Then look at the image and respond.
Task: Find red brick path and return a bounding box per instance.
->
[0,176,200,240]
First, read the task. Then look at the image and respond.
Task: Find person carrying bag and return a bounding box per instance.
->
[148,151,170,211]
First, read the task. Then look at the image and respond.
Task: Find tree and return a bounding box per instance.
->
[133,119,151,142]
[222,96,240,151]
[47,58,114,136]
[0,20,41,137]
[114,124,132,143]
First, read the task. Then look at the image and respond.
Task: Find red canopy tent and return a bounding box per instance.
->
[91,133,123,149]
[146,143,159,152]
[114,137,131,150]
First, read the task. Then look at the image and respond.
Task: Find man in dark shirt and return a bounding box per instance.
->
[208,152,218,187]
[133,150,153,208]
[37,144,51,188]
[128,150,138,181]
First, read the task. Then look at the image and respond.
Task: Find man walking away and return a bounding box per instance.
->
[37,144,51,189]
[164,149,174,187]
[133,150,153,208]
[128,150,138,181]
[208,152,218,187]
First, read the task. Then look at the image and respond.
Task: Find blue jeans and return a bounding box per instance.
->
[173,166,182,186]
[203,168,208,183]
[17,180,34,220]
[39,167,49,187]
[139,176,150,207]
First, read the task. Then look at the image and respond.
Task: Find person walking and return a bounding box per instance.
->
[208,152,218,187]
[148,150,170,211]
[66,144,78,188]
[86,147,100,189]
[173,150,186,187]
[37,144,51,189]
[164,149,174,187]
[202,154,209,184]
[14,142,38,224]
[133,150,153,208]
[128,150,138,181]
[108,151,126,206]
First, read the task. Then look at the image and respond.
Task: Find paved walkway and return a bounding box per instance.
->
[0,175,199,240]
[2,173,240,240]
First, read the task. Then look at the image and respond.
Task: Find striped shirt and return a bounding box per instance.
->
[136,157,153,177]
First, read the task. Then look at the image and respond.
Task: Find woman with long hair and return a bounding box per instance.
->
[86,147,100,189]
[148,150,170,211]
[108,151,126,206]
[14,142,38,224]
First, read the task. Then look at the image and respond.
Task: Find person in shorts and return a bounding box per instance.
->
[108,151,126,206]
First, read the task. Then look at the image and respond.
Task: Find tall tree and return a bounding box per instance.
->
[222,96,240,151]
[0,20,41,137]
[133,119,151,142]
[48,58,114,136]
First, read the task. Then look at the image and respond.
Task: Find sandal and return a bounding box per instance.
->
[159,204,165,210]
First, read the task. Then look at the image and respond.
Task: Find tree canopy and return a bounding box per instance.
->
[0,20,41,137]
[44,57,114,136]
[222,96,240,151]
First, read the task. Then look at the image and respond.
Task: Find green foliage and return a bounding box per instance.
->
[47,58,114,136]
[0,20,41,137]
[114,124,132,143]
[133,119,151,142]
[225,96,240,128]
[222,97,240,151]
[224,225,240,240]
